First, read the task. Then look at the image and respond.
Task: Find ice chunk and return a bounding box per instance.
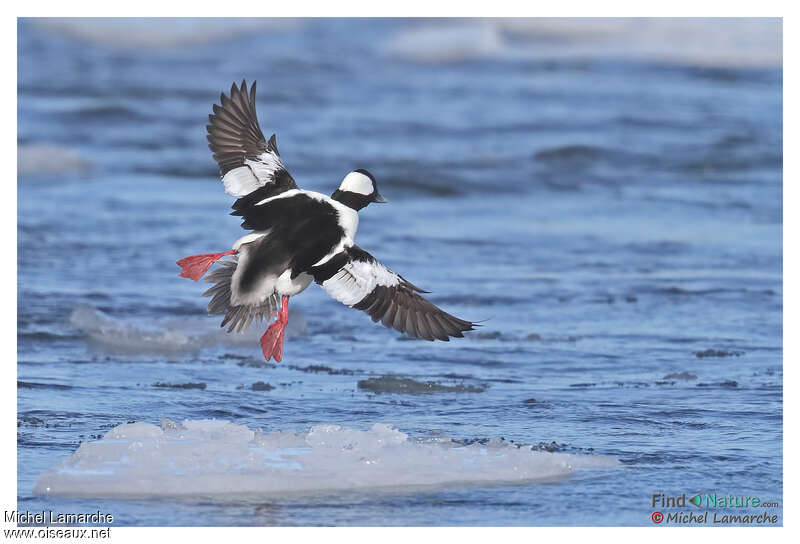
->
[104,422,164,440]
[34,420,618,498]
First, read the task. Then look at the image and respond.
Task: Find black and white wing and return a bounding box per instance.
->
[311,246,476,341]
[207,80,298,206]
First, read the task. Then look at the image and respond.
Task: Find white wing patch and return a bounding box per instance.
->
[322,259,400,307]
[221,152,286,197]
[245,152,284,184]
[222,166,260,197]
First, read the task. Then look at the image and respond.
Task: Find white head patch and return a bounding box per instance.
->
[339,171,374,196]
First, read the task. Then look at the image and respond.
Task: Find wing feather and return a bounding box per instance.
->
[207,79,298,199]
[311,245,476,341]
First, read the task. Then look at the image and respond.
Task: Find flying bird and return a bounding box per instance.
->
[178,80,477,362]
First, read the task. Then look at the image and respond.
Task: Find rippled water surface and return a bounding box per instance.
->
[18,18,782,526]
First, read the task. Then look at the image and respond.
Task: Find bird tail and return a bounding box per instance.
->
[201,258,280,333]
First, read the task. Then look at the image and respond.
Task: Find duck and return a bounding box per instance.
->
[178,80,476,362]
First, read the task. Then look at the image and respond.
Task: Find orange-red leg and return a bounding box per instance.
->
[176,249,237,281]
[260,296,289,362]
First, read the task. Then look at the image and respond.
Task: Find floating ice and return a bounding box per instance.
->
[68,305,306,355]
[34,420,618,498]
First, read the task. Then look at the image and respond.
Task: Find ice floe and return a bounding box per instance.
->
[34,419,618,498]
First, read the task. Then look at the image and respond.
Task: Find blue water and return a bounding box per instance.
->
[17,18,782,526]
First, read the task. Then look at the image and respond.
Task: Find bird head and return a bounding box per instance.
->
[331,169,387,210]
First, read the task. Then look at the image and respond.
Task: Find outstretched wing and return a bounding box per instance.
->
[311,245,476,341]
[207,79,298,204]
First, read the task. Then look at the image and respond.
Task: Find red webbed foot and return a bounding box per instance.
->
[176,249,237,281]
[260,296,290,362]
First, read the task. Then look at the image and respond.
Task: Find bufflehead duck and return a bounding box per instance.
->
[178,80,476,361]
